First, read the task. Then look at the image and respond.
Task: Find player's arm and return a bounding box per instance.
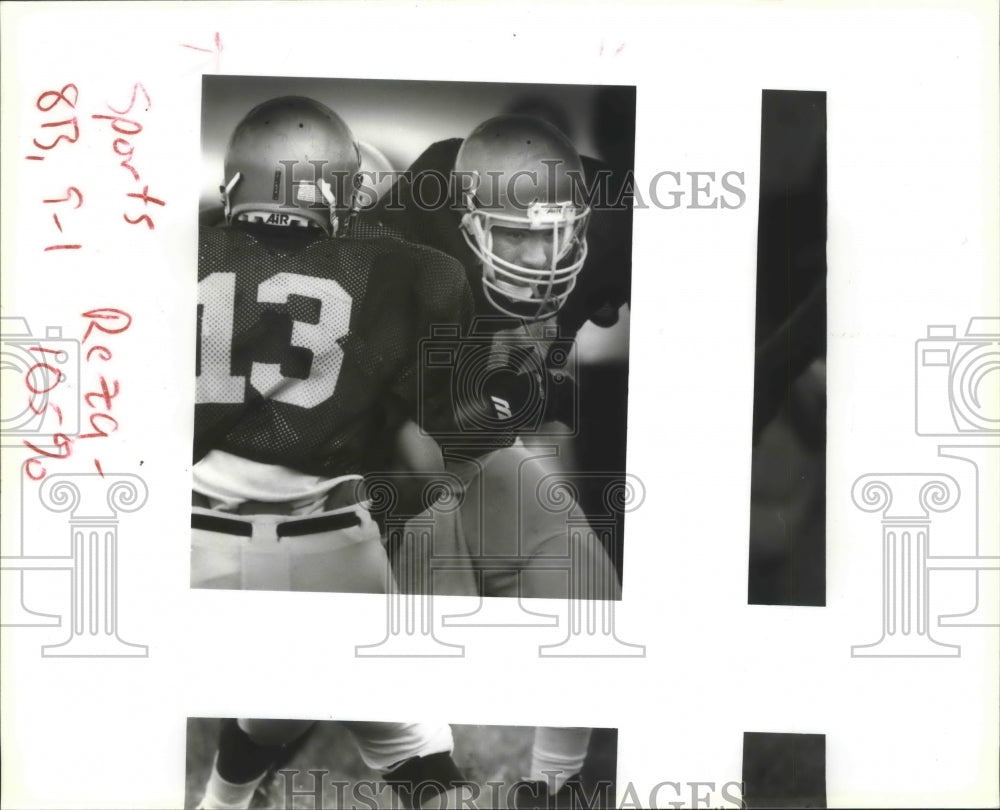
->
[407,249,477,439]
[379,248,474,520]
[392,418,444,474]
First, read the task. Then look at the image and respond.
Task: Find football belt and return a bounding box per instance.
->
[190,510,362,538]
[191,481,365,537]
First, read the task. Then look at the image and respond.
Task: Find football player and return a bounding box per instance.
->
[377,114,626,595]
[375,113,631,338]
[192,95,476,810]
[191,94,475,591]
[374,115,629,809]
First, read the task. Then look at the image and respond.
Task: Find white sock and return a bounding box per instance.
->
[199,754,267,810]
[529,727,592,791]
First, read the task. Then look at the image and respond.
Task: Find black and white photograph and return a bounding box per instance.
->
[191,76,635,601]
[186,718,618,810]
[1,3,997,809]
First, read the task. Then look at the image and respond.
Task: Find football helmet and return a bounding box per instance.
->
[221,96,361,235]
[356,140,397,209]
[454,115,590,321]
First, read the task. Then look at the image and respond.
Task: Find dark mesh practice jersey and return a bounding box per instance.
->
[194,224,473,476]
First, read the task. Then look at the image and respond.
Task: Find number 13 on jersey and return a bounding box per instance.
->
[196,271,352,409]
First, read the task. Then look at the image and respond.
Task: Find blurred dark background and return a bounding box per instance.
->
[749,89,827,607]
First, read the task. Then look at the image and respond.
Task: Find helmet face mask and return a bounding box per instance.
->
[460,198,589,321]
[454,115,591,322]
[221,96,362,236]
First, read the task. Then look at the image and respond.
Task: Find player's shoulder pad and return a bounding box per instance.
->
[333,231,462,268]
[398,237,474,325]
[405,137,463,177]
[372,138,463,227]
[345,212,408,241]
[199,221,324,257]
[331,233,470,306]
[197,221,249,260]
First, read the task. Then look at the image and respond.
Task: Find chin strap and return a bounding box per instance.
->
[317,178,340,235]
[220,172,241,222]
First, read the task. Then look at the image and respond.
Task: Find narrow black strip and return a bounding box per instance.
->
[749,89,827,606]
[191,512,253,537]
[742,731,827,809]
[191,509,361,538]
[276,511,361,537]
[581,727,618,802]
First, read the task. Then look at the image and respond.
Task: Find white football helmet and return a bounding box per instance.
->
[356,141,397,209]
[454,115,590,321]
[221,96,361,235]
